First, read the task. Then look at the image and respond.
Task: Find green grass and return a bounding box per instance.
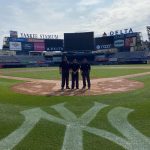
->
[0,66,150,150]
[1,65,150,80]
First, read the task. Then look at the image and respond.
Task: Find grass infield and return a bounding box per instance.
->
[1,65,150,80]
[0,65,150,150]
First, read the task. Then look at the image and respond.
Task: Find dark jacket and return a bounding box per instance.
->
[59,61,70,73]
[80,63,91,73]
[71,63,80,73]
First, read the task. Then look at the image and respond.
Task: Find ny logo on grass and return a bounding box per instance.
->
[0,102,150,150]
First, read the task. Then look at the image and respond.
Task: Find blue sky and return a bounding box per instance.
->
[0,0,150,48]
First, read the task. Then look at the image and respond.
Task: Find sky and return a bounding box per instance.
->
[0,0,150,48]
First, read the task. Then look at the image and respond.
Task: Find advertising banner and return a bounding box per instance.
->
[22,42,34,51]
[109,28,134,36]
[45,39,63,51]
[114,39,125,47]
[95,36,114,50]
[96,44,112,50]
[125,37,136,47]
[34,42,45,51]
[46,47,63,51]
[28,39,44,43]
[9,37,27,42]
[9,42,22,51]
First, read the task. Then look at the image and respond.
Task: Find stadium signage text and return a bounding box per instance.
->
[96,44,111,50]
[110,28,134,36]
[20,33,59,39]
[0,102,149,150]
[114,40,125,47]
[47,47,63,51]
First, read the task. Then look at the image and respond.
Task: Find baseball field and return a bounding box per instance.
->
[0,65,150,150]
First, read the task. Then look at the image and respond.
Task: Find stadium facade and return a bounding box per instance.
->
[3,31,63,55]
[2,29,143,53]
[0,29,150,68]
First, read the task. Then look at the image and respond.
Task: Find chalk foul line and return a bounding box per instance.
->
[0,102,149,150]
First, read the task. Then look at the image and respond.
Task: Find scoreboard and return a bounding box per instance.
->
[64,32,94,51]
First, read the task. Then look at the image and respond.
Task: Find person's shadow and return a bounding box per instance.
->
[47,89,88,96]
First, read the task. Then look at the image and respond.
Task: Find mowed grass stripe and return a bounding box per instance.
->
[0,68,150,150]
[1,67,150,80]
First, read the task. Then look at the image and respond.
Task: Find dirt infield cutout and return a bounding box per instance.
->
[11,78,144,96]
[1,72,149,96]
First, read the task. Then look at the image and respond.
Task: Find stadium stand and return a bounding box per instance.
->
[113,51,149,59]
[0,55,47,68]
[109,51,150,64]
[0,51,150,68]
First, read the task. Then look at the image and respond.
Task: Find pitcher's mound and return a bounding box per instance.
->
[12,78,144,96]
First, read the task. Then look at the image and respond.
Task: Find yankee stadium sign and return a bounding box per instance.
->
[20,33,59,39]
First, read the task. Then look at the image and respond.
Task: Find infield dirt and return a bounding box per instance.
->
[1,72,150,96]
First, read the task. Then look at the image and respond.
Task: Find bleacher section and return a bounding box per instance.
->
[15,55,46,63]
[109,51,150,64]
[0,55,47,68]
[0,55,19,63]
[0,51,150,68]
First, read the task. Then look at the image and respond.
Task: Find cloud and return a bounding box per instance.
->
[76,0,103,12]
[78,0,100,6]
[0,0,149,48]
[75,0,150,38]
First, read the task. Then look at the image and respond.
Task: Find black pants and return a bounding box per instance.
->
[61,72,69,89]
[82,72,91,88]
[72,72,79,89]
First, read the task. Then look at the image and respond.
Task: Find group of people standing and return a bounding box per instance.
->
[59,56,91,90]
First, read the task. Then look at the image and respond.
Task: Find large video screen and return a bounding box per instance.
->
[45,39,63,51]
[64,32,94,51]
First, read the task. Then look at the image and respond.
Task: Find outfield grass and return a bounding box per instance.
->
[1,66,150,80]
[0,66,150,150]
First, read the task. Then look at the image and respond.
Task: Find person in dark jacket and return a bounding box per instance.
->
[59,56,70,90]
[80,58,91,89]
[71,59,80,89]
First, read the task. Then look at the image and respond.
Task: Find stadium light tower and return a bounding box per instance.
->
[147,26,150,42]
